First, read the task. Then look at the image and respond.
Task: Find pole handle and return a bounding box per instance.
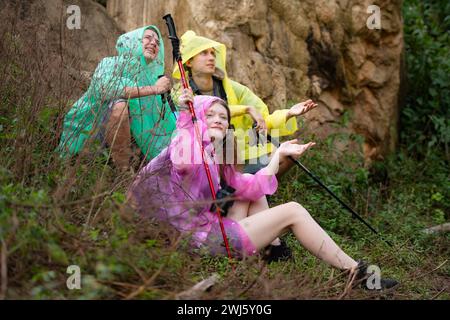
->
[163,14,181,61]
[163,14,178,39]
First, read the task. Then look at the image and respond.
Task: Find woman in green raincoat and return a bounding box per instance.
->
[172,30,318,176]
[58,26,176,170]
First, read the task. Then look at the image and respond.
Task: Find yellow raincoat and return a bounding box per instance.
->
[172,31,298,162]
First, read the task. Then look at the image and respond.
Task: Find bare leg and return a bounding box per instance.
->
[228,197,281,246]
[105,102,133,171]
[226,200,250,222]
[227,196,271,221]
[238,202,358,270]
[248,196,269,215]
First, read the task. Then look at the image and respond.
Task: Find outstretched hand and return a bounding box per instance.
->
[277,139,316,159]
[287,100,318,118]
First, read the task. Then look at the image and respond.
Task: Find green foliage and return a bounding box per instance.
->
[270,141,449,298]
[402,0,450,156]
[1,121,449,299]
[0,4,448,299]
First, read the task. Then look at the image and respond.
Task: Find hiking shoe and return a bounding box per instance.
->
[354,260,399,290]
[263,240,292,263]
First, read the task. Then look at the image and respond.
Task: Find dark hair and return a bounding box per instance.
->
[208,99,237,182]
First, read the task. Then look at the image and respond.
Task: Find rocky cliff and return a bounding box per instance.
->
[0,0,122,96]
[108,0,404,162]
[0,0,404,162]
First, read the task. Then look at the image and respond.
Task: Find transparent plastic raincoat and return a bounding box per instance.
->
[58,26,176,160]
[129,96,278,257]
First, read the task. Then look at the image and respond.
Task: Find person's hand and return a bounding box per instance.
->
[287,100,318,119]
[178,88,194,111]
[247,106,267,131]
[277,139,316,159]
[154,76,172,95]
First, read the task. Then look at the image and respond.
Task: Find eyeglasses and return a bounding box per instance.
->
[143,35,160,46]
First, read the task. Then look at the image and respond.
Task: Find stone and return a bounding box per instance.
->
[3,0,405,163]
[358,60,391,88]
[0,0,122,99]
[319,91,345,115]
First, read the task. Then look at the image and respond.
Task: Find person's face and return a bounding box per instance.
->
[206,103,229,142]
[142,29,160,61]
[186,48,216,75]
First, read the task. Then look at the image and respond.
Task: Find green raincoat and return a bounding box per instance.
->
[58,26,176,160]
[172,30,298,162]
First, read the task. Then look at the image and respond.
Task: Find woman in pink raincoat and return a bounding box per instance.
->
[129,92,398,290]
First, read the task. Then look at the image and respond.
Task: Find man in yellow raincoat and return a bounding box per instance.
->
[172,30,317,175]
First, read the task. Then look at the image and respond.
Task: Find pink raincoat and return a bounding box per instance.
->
[129,96,278,257]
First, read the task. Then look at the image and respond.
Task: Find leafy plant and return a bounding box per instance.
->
[402,0,450,157]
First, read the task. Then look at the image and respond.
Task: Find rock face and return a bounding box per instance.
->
[1,0,403,162]
[107,0,404,162]
[0,0,123,94]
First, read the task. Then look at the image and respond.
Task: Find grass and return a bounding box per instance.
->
[0,3,449,300]
[1,124,448,299]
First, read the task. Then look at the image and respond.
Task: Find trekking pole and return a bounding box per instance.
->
[163,14,234,262]
[253,124,393,247]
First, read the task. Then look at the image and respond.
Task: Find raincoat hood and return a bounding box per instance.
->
[172,30,227,79]
[193,95,231,123]
[116,25,165,68]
